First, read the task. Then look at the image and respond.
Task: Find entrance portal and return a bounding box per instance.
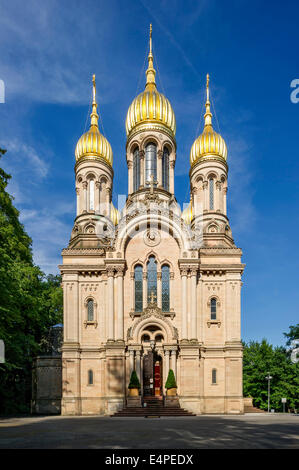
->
[143,351,162,396]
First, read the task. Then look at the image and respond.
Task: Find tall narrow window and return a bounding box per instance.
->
[147,256,157,303]
[211,298,217,320]
[88,370,93,385]
[209,178,214,210]
[134,265,143,312]
[162,147,169,191]
[161,265,170,312]
[145,143,157,184]
[87,299,94,321]
[133,148,140,192]
[89,180,95,210]
[212,369,217,384]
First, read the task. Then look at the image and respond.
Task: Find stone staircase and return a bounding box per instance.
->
[111,396,196,417]
[244,397,265,413]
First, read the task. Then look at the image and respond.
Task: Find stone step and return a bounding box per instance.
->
[111,407,196,417]
[244,406,265,413]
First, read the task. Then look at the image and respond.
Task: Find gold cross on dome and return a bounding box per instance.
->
[146,174,158,195]
[149,291,157,304]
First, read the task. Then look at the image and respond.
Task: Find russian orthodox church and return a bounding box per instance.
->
[59,26,245,415]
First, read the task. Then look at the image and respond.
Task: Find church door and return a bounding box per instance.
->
[143,351,162,396]
[154,360,162,396]
[143,350,154,396]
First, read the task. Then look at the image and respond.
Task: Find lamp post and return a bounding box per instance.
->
[265,372,273,413]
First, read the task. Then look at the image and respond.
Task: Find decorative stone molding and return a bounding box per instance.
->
[107,268,115,277]
[61,248,106,256]
[207,320,221,328]
[144,228,161,247]
[127,305,178,341]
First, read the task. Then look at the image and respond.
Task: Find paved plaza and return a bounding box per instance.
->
[0,414,298,449]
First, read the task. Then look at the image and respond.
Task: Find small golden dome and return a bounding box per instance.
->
[110,202,120,226]
[190,74,227,166]
[126,25,176,139]
[75,75,113,166]
[182,200,193,225]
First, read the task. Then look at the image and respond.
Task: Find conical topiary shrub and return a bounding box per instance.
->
[128,370,141,389]
[165,369,177,389]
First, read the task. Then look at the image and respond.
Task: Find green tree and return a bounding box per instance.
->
[243,337,299,412]
[128,370,141,389]
[0,148,63,414]
[165,369,177,389]
[284,323,299,347]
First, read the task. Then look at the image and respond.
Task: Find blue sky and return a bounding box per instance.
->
[0,0,298,346]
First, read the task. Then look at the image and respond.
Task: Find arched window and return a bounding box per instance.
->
[89,179,95,211]
[141,334,150,342]
[212,369,217,384]
[155,334,164,343]
[88,369,93,385]
[87,299,94,321]
[147,256,157,303]
[133,148,140,192]
[209,178,214,210]
[134,265,143,312]
[161,265,170,312]
[211,298,217,320]
[145,143,157,184]
[162,147,169,191]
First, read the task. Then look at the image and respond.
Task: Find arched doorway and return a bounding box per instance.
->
[143,350,163,397]
[141,326,164,397]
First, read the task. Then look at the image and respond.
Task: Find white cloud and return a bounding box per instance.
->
[19,201,75,274]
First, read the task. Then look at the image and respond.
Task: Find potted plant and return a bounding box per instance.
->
[128,370,141,396]
[165,369,177,396]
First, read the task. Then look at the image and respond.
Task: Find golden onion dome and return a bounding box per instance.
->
[110,202,120,226]
[126,25,176,139]
[190,74,227,166]
[182,200,193,225]
[75,75,113,166]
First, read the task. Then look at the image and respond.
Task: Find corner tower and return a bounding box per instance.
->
[71,75,119,248]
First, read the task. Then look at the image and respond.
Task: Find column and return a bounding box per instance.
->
[83,181,88,212]
[170,350,177,378]
[135,350,141,383]
[216,181,221,212]
[140,151,145,188]
[164,350,170,380]
[169,161,175,194]
[181,268,188,339]
[203,180,208,211]
[106,187,111,216]
[157,150,163,188]
[169,272,174,311]
[95,182,100,213]
[224,187,228,215]
[107,268,115,340]
[129,350,135,375]
[128,161,133,194]
[116,267,124,340]
[190,268,197,340]
[157,272,162,309]
[76,187,80,216]
[143,272,147,309]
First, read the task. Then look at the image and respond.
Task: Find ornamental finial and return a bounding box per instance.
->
[145,23,156,90]
[204,73,212,127]
[90,74,99,128]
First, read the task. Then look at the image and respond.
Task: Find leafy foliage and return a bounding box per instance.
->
[284,323,299,347]
[0,149,63,414]
[165,369,177,389]
[243,334,299,412]
[128,370,141,389]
